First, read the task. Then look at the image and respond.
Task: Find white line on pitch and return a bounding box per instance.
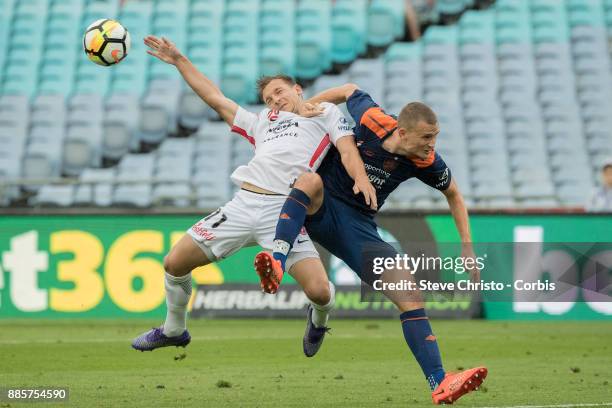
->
[475,403,612,408]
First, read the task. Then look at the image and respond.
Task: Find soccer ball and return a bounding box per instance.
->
[83,19,131,66]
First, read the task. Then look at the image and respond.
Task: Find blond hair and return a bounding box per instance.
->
[398,102,438,130]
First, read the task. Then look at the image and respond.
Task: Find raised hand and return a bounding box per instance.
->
[298,102,325,118]
[353,174,378,211]
[144,35,183,65]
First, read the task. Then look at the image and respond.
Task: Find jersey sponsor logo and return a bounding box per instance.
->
[364,163,391,178]
[368,174,386,188]
[434,168,450,189]
[364,163,391,189]
[263,119,300,143]
[280,213,291,220]
[439,168,449,183]
[262,132,299,143]
[337,117,351,132]
[383,158,399,172]
[267,119,299,134]
[191,222,215,240]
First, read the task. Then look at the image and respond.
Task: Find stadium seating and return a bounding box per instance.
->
[1,0,612,210]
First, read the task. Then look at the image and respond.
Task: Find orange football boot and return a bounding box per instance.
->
[254,251,284,294]
[431,366,488,405]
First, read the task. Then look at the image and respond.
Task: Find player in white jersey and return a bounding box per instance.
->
[132,36,377,355]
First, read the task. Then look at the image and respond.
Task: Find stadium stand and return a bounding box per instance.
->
[0,0,610,210]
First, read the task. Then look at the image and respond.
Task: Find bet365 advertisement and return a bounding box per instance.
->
[0,214,610,319]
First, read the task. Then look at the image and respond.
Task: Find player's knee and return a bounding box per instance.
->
[163,253,176,275]
[294,173,323,197]
[164,251,188,277]
[304,281,331,306]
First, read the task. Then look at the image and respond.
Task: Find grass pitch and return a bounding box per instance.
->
[0,319,611,408]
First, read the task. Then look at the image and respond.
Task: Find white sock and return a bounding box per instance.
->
[273,239,291,255]
[162,272,192,337]
[311,282,335,328]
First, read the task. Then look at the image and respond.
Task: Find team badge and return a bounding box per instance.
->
[267,110,279,122]
[383,158,398,172]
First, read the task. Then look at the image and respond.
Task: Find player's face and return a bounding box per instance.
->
[262,79,303,113]
[399,121,440,160]
[603,166,612,188]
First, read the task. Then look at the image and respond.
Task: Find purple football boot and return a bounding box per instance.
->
[131,326,191,351]
[303,305,330,357]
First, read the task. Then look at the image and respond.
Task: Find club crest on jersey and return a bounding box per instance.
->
[267,110,279,122]
[363,149,375,157]
[383,158,399,172]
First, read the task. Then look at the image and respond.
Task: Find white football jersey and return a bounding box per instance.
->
[229,103,353,194]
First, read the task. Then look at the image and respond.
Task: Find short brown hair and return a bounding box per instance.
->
[398,102,438,130]
[256,75,296,97]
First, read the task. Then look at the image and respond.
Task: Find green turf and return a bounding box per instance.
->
[0,319,611,407]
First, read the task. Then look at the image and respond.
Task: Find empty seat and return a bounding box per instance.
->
[22,139,64,192]
[367,0,403,47]
[62,124,103,176]
[158,138,196,159]
[138,85,182,146]
[113,183,152,207]
[557,182,592,206]
[152,183,192,207]
[74,168,116,207]
[31,184,75,207]
[177,88,214,129]
[117,154,155,181]
[102,93,140,158]
[156,155,192,183]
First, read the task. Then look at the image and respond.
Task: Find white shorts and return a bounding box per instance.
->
[187,189,319,271]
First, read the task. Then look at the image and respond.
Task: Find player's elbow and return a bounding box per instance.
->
[343,83,359,99]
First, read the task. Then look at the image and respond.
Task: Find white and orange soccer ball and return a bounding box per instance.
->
[83,19,131,66]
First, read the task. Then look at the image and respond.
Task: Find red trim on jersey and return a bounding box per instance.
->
[309,133,331,168]
[231,125,255,146]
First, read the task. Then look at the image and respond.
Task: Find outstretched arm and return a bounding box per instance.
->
[336,136,378,210]
[442,180,479,280]
[144,36,238,126]
[307,83,360,105]
[442,180,471,243]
